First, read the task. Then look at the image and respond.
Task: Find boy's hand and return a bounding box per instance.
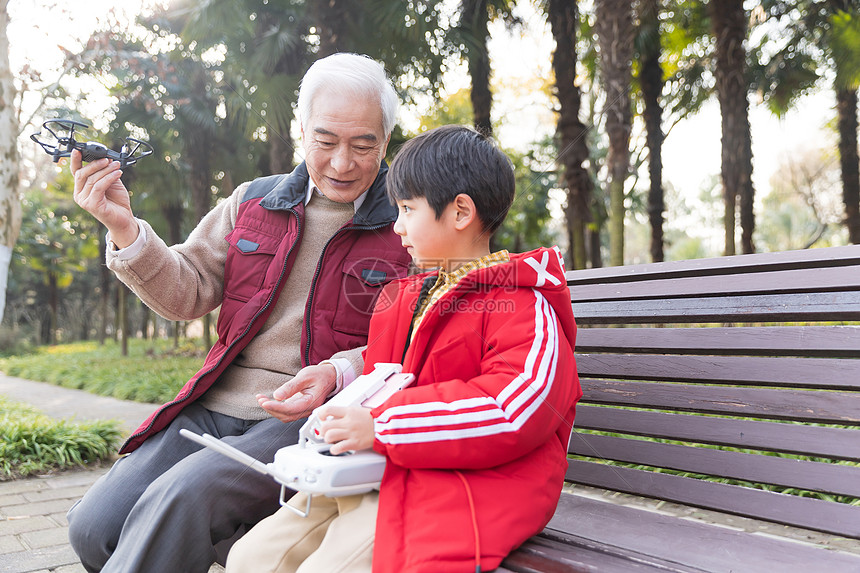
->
[258,363,337,423]
[315,405,374,455]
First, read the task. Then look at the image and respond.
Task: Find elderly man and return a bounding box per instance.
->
[66,53,411,573]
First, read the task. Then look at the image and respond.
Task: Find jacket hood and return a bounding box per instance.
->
[256,161,397,227]
[473,247,568,291]
[473,246,574,342]
[429,246,576,344]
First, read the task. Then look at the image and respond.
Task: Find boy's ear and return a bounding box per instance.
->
[452,193,478,231]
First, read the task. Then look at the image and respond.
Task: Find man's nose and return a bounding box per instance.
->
[330,145,354,172]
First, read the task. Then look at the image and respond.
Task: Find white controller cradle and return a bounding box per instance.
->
[180,363,414,517]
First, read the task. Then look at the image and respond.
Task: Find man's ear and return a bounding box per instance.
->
[380,133,392,159]
[452,193,477,231]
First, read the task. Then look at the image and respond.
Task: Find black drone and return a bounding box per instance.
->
[31,119,154,169]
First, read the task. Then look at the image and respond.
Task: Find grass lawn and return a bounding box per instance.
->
[0,339,203,404]
[0,397,121,479]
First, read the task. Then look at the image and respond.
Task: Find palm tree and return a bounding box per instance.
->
[546,0,593,269]
[174,0,309,175]
[754,0,859,243]
[0,0,20,323]
[596,0,634,266]
[460,0,493,136]
[710,0,755,255]
[73,19,233,348]
[827,3,860,243]
[456,0,519,137]
[313,0,350,57]
[305,0,451,146]
[638,0,665,262]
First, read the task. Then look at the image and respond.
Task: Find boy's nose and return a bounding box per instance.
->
[393,214,405,236]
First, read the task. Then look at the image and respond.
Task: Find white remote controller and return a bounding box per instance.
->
[180,363,414,517]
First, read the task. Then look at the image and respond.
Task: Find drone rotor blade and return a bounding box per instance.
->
[124,138,154,166]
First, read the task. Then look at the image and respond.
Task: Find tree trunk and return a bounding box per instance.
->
[462,0,493,136]
[192,154,212,350]
[0,0,21,324]
[187,74,214,351]
[98,228,110,345]
[596,0,634,266]
[261,12,299,175]
[269,131,294,175]
[639,0,665,262]
[47,272,58,345]
[548,0,593,270]
[140,303,150,340]
[836,87,860,243]
[313,0,349,58]
[160,200,183,344]
[118,282,128,356]
[710,0,755,255]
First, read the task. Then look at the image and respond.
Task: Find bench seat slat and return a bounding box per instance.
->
[571,265,860,302]
[572,292,860,324]
[576,353,860,390]
[574,406,860,460]
[565,460,860,538]
[500,532,702,573]
[580,379,860,423]
[534,493,860,573]
[569,433,860,497]
[565,244,860,286]
[575,326,860,357]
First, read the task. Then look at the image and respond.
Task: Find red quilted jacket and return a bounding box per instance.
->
[365,247,581,572]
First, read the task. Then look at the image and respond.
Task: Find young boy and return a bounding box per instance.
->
[226,125,581,572]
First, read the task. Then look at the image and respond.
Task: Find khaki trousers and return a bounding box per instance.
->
[225,491,377,573]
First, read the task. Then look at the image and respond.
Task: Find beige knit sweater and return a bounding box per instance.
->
[107,183,364,420]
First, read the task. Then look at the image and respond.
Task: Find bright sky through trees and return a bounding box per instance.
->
[9,0,835,206]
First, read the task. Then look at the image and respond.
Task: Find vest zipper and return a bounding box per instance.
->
[302,221,390,367]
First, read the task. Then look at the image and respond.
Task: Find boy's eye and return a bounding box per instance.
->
[400,205,411,213]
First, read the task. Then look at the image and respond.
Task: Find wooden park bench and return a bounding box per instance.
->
[500,244,860,572]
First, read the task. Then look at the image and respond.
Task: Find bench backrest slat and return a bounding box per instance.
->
[574,405,860,460]
[566,460,860,538]
[571,266,860,302]
[565,245,860,539]
[577,354,860,390]
[576,326,860,356]
[580,380,860,424]
[573,292,860,324]
[566,244,860,285]
[569,433,860,497]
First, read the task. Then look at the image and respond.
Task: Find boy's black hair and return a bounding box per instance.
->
[386,125,515,234]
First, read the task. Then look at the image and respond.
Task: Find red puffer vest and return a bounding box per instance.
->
[120,162,411,454]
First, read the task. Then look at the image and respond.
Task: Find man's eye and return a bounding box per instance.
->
[317,140,336,147]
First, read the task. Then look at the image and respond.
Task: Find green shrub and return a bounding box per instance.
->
[0,326,34,357]
[0,397,121,479]
[0,339,201,403]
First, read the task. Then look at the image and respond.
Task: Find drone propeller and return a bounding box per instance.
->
[30,119,154,169]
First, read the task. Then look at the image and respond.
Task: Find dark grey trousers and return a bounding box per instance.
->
[67,403,303,573]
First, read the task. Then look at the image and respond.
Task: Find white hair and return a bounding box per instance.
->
[298,53,398,137]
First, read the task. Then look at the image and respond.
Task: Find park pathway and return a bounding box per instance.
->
[0,373,224,573]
